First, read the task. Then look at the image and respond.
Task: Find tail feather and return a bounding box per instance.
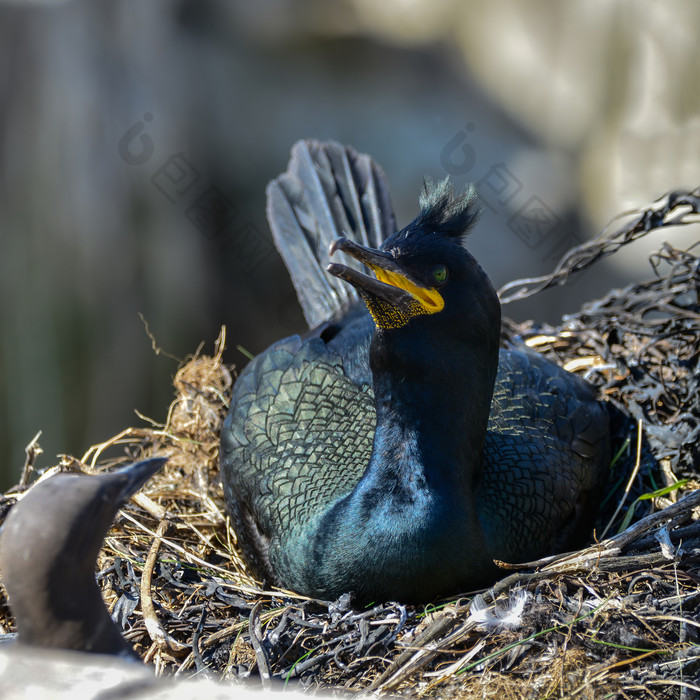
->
[266,140,396,328]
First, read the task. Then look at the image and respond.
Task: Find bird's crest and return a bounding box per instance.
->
[416,177,479,243]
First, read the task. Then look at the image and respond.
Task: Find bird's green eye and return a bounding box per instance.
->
[432,265,448,284]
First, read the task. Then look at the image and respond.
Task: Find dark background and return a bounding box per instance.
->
[1,0,699,488]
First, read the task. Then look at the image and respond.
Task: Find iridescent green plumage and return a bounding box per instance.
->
[220,140,610,602]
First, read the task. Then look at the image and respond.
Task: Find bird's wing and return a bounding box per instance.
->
[266,140,396,328]
[219,334,376,582]
[482,349,610,560]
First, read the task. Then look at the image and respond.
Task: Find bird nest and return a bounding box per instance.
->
[1,190,700,699]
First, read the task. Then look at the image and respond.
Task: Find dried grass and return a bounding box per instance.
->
[1,190,699,698]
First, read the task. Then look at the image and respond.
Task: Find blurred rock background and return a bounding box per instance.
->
[1,0,699,488]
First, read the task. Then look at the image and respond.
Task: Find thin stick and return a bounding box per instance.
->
[140,519,187,653]
[599,418,643,539]
[19,431,43,489]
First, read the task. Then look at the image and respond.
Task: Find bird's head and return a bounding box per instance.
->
[328,178,500,351]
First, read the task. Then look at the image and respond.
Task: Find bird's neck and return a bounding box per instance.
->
[364,328,498,500]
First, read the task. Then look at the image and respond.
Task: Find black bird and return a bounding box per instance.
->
[220,140,610,603]
[0,457,167,657]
